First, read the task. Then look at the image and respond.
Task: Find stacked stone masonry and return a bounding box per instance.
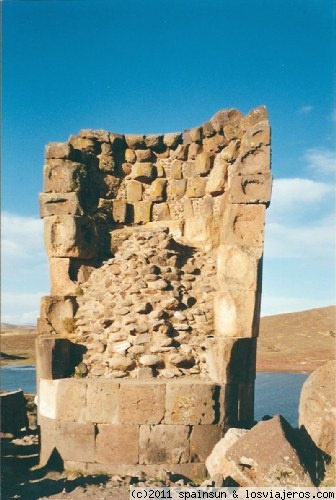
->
[37,105,272,477]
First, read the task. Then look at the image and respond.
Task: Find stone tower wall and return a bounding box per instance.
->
[36,105,271,476]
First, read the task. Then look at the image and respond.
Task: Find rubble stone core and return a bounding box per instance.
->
[37,105,272,477]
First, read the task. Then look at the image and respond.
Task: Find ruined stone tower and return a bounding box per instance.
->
[36,105,272,477]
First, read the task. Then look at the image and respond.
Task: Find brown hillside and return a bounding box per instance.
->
[257,305,336,372]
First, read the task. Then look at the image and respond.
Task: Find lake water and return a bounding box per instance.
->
[0,366,309,427]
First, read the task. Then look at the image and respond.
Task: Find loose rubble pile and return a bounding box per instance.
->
[75,227,218,379]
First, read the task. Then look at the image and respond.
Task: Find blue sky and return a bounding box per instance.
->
[2,0,335,324]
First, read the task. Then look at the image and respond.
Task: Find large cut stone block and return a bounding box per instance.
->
[49,258,76,295]
[139,425,190,464]
[45,142,72,159]
[44,215,96,258]
[40,296,76,335]
[234,145,271,175]
[186,177,207,198]
[170,160,183,180]
[126,180,143,202]
[184,215,219,251]
[86,379,119,424]
[119,381,165,424]
[55,379,87,422]
[205,337,257,384]
[170,179,187,199]
[190,425,224,462]
[152,202,170,221]
[229,173,272,205]
[36,339,72,381]
[221,204,266,248]
[96,424,139,464]
[133,201,152,224]
[0,390,27,434]
[44,160,86,193]
[206,160,228,195]
[214,290,261,338]
[55,420,96,463]
[112,200,127,223]
[195,152,211,175]
[217,244,262,291]
[39,192,82,217]
[132,162,154,180]
[149,179,167,202]
[240,120,270,155]
[165,381,222,425]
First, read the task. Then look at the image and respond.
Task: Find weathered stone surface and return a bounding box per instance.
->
[299,360,336,456]
[190,425,224,462]
[132,162,154,180]
[229,173,272,204]
[98,154,115,172]
[44,215,96,258]
[39,192,82,217]
[170,160,183,180]
[136,149,152,162]
[126,180,143,202]
[112,200,127,223]
[206,161,227,195]
[234,145,271,175]
[184,216,219,251]
[119,381,165,424]
[125,148,136,163]
[217,244,262,291]
[205,337,257,384]
[125,135,145,149]
[55,379,87,422]
[133,201,152,224]
[221,204,266,248]
[214,290,261,338]
[186,177,207,198]
[195,152,211,175]
[45,142,71,159]
[144,134,164,149]
[44,160,86,193]
[170,179,187,199]
[223,415,314,486]
[205,427,249,477]
[86,380,119,424]
[163,132,182,148]
[40,296,76,335]
[50,420,96,463]
[139,425,190,464]
[96,424,139,464]
[36,339,72,381]
[150,179,167,202]
[166,381,222,424]
[49,257,75,295]
[153,202,170,221]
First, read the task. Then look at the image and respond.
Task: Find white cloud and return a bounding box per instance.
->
[1,292,44,326]
[1,212,49,325]
[268,178,334,222]
[298,105,314,114]
[264,213,335,259]
[304,148,336,176]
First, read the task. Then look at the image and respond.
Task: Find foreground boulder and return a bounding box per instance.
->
[206,428,248,477]
[0,390,27,434]
[206,415,313,486]
[299,360,336,457]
